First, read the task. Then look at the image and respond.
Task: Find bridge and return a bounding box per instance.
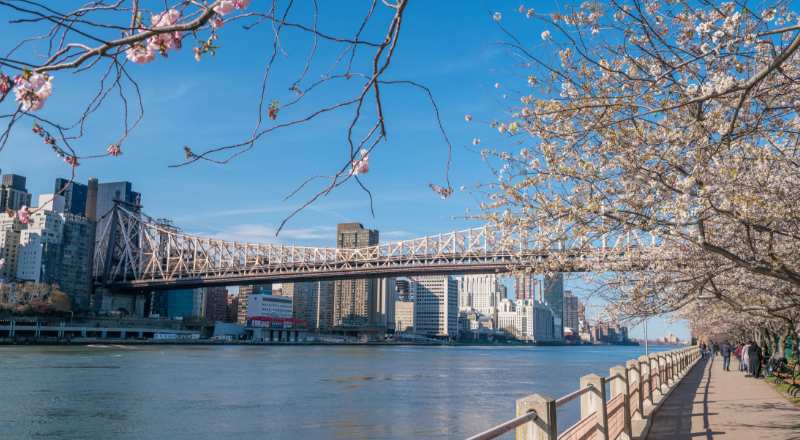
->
[93,204,659,291]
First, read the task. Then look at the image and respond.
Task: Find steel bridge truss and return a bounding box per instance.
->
[94,204,658,290]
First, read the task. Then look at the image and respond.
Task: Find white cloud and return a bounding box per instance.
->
[193,224,338,244]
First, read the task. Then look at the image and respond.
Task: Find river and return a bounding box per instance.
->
[0,344,677,439]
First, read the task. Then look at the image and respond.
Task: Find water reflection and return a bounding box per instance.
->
[0,345,674,439]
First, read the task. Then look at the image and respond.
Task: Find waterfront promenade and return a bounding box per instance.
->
[647,356,800,439]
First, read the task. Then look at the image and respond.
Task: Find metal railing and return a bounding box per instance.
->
[463,346,702,440]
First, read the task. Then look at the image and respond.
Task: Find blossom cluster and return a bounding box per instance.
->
[13,72,53,111]
[350,149,370,175]
[126,1,251,65]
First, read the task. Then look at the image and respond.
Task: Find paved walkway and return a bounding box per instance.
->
[647,355,800,440]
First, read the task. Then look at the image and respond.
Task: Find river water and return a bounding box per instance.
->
[0,344,677,439]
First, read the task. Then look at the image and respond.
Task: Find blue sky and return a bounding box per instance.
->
[0,1,688,340]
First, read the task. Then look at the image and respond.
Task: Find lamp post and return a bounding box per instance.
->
[644,318,649,356]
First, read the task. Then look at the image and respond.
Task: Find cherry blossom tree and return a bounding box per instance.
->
[0,0,452,230]
[474,1,800,336]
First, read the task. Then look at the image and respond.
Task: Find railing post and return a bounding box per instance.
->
[516,394,556,440]
[626,359,643,419]
[610,366,632,440]
[659,355,669,393]
[649,355,661,400]
[580,374,609,440]
[638,355,651,407]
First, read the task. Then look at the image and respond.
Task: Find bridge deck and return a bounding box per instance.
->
[646,355,800,439]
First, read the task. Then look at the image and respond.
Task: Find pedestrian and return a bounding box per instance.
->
[747,341,761,377]
[742,342,751,374]
[751,342,763,378]
[700,342,707,359]
[720,341,732,371]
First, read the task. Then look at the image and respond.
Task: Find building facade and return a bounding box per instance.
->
[543,273,565,340]
[0,216,22,281]
[564,291,580,332]
[282,281,334,331]
[203,286,228,322]
[394,300,414,333]
[237,284,272,324]
[54,178,88,216]
[458,274,504,316]
[514,273,536,301]
[410,275,458,337]
[333,223,380,329]
[0,173,32,212]
[15,209,94,310]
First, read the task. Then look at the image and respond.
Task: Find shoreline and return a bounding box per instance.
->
[0,338,648,347]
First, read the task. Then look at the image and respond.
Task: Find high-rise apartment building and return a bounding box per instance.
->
[0,216,22,281]
[514,273,536,301]
[458,274,504,315]
[377,278,396,330]
[497,298,556,342]
[0,173,32,212]
[543,273,564,340]
[410,275,458,337]
[333,223,379,329]
[394,300,414,333]
[15,209,94,310]
[563,291,580,332]
[282,281,334,331]
[54,178,88,216]
[225,293,239,322]
[203,286,228,322]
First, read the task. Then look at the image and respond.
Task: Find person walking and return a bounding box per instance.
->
[747,341,761,377]
[751,342,763,378]
[700,342,707,359]
[720,341,732,371]
[742,342,751,374]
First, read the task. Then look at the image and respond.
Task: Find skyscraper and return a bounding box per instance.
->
[203,286,228,322]
[54,178,88,216]
[333,223,379,329]
[94,181,141,219]
[563,290,580,332]
[0,216,22,281]
[514,273,535,300]
[0,173,32,212]
[283,281,334,331]
[410,275,458,337]
[15,209,95,310]
[543,273,565,340]
[458,274,504,316]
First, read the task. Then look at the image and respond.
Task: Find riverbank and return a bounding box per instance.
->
[1,337,649,347]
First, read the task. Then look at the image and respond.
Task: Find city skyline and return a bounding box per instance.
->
[0,166,688,340]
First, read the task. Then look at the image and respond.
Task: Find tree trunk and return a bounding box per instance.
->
[774,329,789,360]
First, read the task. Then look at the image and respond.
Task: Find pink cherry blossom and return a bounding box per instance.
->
[0,73,11,101]
[214,0,250,15]
[64,155,79,167]
[16,206,29,225]
[125,43,155,64]
[148,9,183,55]
[211,15,225,28]
[214,1,236,15]
[351,149,370,175]
[13,72,53,111]
[107,144,122,156]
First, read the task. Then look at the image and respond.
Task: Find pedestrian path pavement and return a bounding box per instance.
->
[647,354,800,439]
